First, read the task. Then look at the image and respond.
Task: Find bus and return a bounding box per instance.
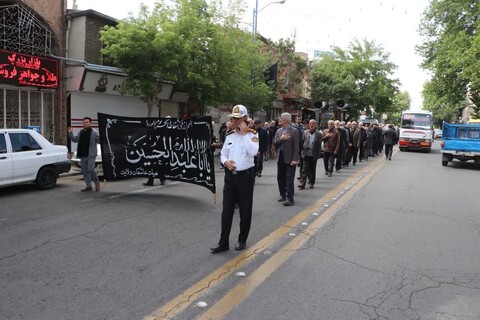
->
[398,110,434,152]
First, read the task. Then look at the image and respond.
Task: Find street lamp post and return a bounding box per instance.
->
[253,0,286,41]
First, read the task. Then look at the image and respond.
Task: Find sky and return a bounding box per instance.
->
[68,0,431,109]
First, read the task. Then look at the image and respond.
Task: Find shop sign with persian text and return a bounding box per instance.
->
[0,49,58,88]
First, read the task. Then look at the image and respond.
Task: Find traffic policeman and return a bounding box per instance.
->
[211,105,259,253]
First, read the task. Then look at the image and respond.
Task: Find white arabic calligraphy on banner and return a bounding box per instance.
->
[97,113,216,194]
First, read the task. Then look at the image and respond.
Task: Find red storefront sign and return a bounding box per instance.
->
[0,49,58,88]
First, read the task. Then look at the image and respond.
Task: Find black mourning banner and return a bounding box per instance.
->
[97,113,215,194]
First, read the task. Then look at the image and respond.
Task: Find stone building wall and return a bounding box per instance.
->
[21,0,67,143]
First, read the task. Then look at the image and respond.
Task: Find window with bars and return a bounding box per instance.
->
[0,4,53,56]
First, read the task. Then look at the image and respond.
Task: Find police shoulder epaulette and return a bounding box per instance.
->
[226,129,235,135]
[248,128,257,134]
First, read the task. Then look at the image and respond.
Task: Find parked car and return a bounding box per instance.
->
[358,117,379,126]
[434,128,443,139]
[70,144,103,177]
[0,129,71,189]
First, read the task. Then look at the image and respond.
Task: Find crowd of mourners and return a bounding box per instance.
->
[210,108,400,253]
[217,114,399,199]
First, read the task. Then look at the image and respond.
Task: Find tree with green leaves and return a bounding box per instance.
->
[422,80,461,126]
[101,0,273,116]
[310,39,399,120]
[418,0,480,119]
[268,38,308,95]
[387,91,411,125]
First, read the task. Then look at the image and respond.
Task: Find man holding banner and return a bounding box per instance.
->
[210,105,259,253]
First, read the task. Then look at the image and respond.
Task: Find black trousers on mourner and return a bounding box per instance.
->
[300,156,317,186]
[323,152,336,173]
[219,167,255,246]
[277,152,296,202]
[385,144,394,159]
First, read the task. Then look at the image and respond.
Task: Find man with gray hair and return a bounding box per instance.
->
[298,119,322,189]
[340,121,350,167]
[334,120,348,173]
[322,120,340,177]
[273,112,300,206]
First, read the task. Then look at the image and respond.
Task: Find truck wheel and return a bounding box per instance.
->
[36,167,58,190]
[441,160,448,166]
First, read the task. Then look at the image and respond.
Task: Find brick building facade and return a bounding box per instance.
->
[0,0,66,143]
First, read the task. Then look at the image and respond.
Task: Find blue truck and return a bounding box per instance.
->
[440,122,480,166]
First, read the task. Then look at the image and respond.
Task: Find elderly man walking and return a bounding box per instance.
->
[322,120,340,177]
[383,124,398,160]
[298,119,323,189]
[273,112,300,206]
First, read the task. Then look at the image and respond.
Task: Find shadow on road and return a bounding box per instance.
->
[443,160,480,171]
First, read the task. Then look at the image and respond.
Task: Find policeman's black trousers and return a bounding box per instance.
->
[219,168,255,246]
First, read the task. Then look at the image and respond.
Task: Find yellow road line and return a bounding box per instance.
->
[197,157,387,319]
[144,156,387,320]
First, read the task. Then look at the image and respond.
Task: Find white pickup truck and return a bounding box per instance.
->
[0,129,71,189]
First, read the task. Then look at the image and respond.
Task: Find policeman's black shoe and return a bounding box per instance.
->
[309,184,314,189]
[278,196,286,202]
[328,172,332,177]
[283,200,294,206]
[258,172,262,177]
[234,242,246,251]
[325,171,329,175]
[210,244,229,254]
[143,182,154,186]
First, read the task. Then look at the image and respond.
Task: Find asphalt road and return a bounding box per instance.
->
[1,141,479,320]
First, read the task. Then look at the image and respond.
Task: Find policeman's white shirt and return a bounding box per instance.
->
[221,128,259,171]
